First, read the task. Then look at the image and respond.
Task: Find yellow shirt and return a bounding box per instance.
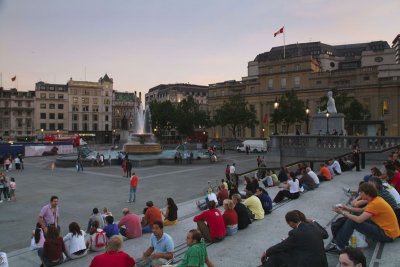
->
[243,195,264,220]
[365,196,400,239]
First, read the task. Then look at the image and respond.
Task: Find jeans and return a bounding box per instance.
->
[129,186,136,202]
[302,184,314,191]
[142,225,152,233]
[273,190,299,203]
[334,218,393,249]
[226,226,238,236]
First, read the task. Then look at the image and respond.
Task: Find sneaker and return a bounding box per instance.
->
[126,200,131,203]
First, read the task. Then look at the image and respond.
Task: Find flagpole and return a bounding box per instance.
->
[283,29,286,60]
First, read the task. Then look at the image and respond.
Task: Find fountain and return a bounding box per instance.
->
[123,104,161,154]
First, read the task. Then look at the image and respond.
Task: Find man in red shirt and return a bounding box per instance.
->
[217,184,229,206]
[90,236,136,267]
[142,201,162,233]
[318,163,332,182]
[391,162,400,193]
[118,208,142,239]
[128,173,138,203]
[193,200,226,243]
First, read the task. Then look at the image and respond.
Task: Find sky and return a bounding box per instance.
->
[0,0,399,97]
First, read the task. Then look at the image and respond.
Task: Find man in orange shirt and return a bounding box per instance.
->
[330,183,400,252]
[127,172,138,203]
[318,163,332,182]
[142,201,162,233]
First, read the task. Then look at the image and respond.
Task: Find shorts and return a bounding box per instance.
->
[9,189,15,197]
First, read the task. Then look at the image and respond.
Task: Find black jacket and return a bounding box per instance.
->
[234,202,252,229]
[265,222,328,267]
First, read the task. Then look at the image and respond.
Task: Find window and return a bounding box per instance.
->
[49,86,55,91]
[82,105,89,112]
[58,113,64,119]
[82,97,89,104]
[40,123,46,130]
[295,64,300,71]
[104,99,110,105]
[57,87,64,91]
[105,124,109,131]
[105,115,109,121]
[49,104,55,109]
[40,93,46,99]
[17,119,23,127]
[268,68,273,74]
[93,98,98,104]
[57,123,64,130]
[268,79,273,89]
[83,123,88,131]
[316,80,322,85]
[294,76,300,88]
[73,123,78,131]
[58,104,63,109]
[92,105,99,112]
[40,103,46,109]
[382,100,389,115]
[40,113,46,119]
[17,101,22,107]
[84,90,90,95]
[93,123,98,131]
[363,76,370,81]
[73,97,78,104]
[105,106,109,112]
[49,113,55,119]
[26,119,31,127]
[83,114,88,121]
[73,114,78,121]
[281,78,287,89]
[49,123,55,130]
[58,94,64,99]
[49,93,55,99]
[71,89,77,95]
[281,66,286,73]
[93,114,98,121]
[72,105,79,111]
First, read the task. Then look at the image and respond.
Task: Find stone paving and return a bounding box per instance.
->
[1,152,400,267]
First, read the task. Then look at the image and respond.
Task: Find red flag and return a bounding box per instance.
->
[274,27,284,37]
[11,76,16,82]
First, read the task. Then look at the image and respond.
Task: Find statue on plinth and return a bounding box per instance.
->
[320,91,337,114]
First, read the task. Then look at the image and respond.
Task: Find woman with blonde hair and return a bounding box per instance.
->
[222,199,238,236]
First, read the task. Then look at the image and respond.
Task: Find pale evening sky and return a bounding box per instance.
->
[0,0,398,97]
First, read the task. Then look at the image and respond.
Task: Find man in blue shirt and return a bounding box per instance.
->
[136,221,174,267]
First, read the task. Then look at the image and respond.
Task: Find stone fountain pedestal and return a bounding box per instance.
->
[311,113,345,135]
[123,133,161,154]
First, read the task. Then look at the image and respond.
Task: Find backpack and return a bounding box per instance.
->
[94,230,106,248]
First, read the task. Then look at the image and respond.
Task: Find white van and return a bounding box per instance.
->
[236,140,267,153]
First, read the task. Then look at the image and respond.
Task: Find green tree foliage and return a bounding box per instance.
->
[213,94,258,139]
[149,100,177,134]
[176,96,210,138]
[271,90,306,134]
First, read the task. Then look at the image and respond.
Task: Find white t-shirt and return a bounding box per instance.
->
[63,230,87,255]
[384,183,400,204]
[307,170,320,185]
[207,192,218,204]
[331,160,342,174]
[230,166,236,174]
[288,179,300,193]
[14,158,20,164]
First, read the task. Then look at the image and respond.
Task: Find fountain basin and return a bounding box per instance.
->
[123,143,161,154]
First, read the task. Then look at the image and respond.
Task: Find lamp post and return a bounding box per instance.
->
[305,107,310,135]
[273,97,279,135]
[112,129,116,146]
[41,128,44,143]
[325,112,330,135]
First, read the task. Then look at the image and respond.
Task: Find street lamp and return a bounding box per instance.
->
[262,128,265,138]
[41,128,44,143]
[112,129,116,146]
[273,97,279,135]
[305,107,310,135]
[325,112,330,135]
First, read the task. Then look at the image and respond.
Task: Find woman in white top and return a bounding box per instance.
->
[63,222,87,259]
[273,171,300,203]
[30,223,45,250]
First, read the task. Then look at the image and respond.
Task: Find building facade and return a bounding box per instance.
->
[145,83,208,109]
[393,34,400,64]
[34,82,69,138]
[67,74,113,143]
[208,38,400,139]
[0,88,35,141]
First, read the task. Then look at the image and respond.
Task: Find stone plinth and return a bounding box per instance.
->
[123,143,161,154]
[311,113,345,135]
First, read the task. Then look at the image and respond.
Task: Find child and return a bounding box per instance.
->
[87,221,106,252]
[101,207,112,223]
[30,222,45,250]
[103,216,119,239]
[9,178,16,201]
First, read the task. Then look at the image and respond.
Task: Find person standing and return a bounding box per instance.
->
[352,140,361,172]
[14,156,21,171]
[230,163,237,185]
[225,164,230,181]
[128,173,138,203]
[122,159,127,177]
[38,196,60,234]
[76,155,83,172]
[108,155,112,167]
[126,160,132,178]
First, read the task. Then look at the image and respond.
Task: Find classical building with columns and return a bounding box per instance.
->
[208,38,400,139]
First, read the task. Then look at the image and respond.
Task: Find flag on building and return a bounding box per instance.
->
[11,76,16,82]
[274,27,284,37]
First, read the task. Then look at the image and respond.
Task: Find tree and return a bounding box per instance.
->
[213,94,258,139]
[149,100,177,139]
[175,96,210,138]
[271,90,306,134]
